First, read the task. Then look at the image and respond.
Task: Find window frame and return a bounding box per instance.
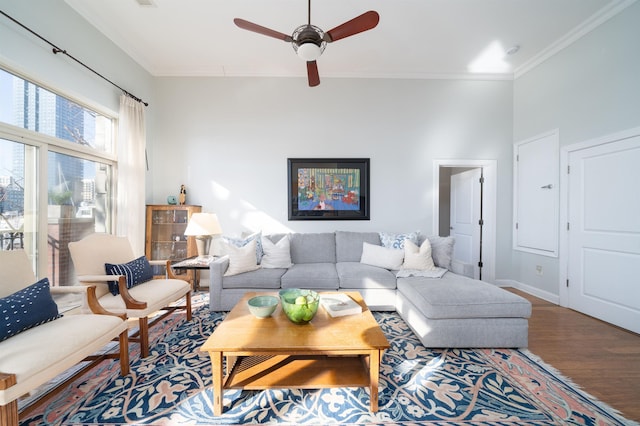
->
[0,65,118,279]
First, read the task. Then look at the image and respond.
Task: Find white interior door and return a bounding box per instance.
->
[514,130,559,256]
[450,168,481,279]
[567,134,640,334]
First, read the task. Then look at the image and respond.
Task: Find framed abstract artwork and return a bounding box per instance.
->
[287,158,370,220]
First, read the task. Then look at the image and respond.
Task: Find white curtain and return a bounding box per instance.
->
[117,94,146,256]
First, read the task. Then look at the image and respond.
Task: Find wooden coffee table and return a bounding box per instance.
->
[200,291,390,416]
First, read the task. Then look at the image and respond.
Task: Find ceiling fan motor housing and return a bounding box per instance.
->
[292,24,326,61]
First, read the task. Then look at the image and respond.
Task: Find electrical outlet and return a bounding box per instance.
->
[536,265,543,276]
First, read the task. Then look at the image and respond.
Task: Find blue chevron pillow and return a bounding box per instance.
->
[105,256,154,296]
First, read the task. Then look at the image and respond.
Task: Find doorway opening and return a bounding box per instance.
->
[433,159,496,283]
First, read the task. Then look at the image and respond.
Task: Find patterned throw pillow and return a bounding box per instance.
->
[222,231,263,263]
[379,231,419,250]
[0,278,61,342]
[105,256,154,296]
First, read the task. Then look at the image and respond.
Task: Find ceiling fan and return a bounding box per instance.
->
[234,0,380,87]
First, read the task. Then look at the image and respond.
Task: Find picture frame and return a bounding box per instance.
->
[287,158,370,220]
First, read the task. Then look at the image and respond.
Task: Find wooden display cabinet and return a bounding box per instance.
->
[145,204,202,281]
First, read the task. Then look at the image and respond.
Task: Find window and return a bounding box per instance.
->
[0,67,116,284]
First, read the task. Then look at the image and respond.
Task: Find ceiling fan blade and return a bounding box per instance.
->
[324,11,380,43]
[234,18,293,42]
[307,61,320,87]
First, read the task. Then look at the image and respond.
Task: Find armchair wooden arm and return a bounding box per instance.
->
[76,274,148,310]
[148,259,180,279]
[165,260,179,279]
[117,277,148,310]
[0,372,16,390]
[86,286,127,320]
[49,285,126,319]
[0,372,17,425]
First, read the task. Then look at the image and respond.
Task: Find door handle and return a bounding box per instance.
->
[541,184,553,189]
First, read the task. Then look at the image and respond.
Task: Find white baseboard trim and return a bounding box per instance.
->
[494,279,560,305]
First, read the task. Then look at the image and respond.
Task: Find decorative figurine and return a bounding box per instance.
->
[179,184,187,205]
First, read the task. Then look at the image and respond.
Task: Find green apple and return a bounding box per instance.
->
[295,296,307,305]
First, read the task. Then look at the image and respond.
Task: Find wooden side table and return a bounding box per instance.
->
[171,256,214,291]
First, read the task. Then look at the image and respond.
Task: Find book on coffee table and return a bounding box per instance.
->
[320,293,363,317]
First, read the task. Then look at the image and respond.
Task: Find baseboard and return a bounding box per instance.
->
[494,279,560,305]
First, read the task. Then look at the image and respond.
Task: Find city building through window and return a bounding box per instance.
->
[0,67,116,285]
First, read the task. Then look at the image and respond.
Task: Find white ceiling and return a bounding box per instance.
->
[65,0,631,81]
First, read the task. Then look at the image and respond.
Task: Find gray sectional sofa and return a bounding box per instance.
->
[208,231,532,348]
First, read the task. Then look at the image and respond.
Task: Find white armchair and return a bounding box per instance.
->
[68,233,192,358]
[0,249,129,425]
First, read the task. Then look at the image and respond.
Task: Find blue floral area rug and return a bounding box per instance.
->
[21,296,636,425]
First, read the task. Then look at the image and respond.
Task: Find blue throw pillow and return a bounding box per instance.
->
[379,231,419,250]
[105,256,154,296]
[0,278,61,342]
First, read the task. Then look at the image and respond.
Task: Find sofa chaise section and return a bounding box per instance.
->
[396,273,532,348]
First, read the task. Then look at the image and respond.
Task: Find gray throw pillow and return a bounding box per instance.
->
[427,236,455,270]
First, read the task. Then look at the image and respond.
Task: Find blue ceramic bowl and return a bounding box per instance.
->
[247,295,279,318]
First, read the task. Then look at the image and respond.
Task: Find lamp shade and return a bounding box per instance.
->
[184,213,222,236]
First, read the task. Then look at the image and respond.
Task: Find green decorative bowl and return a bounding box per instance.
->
[247,295,279,318]
[279,289,320,324]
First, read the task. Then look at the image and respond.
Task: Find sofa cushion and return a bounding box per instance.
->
[222,268,287,289]
[105,256,154,295]
[336,262,397,290]
[289,233,336,264]
[360,242,404,270]
[0,278,61,342]
[397,273,532,320]
[281,263,339,289]
[335,231,381,262]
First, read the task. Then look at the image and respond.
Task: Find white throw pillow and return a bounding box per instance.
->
[260,236,293,269]
[360,242,404,270]
[402,239,436,270]
[223,239,260,276]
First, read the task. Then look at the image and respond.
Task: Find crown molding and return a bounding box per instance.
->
[514,0,637,79]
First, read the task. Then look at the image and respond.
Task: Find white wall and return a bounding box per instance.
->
[512,2,640,297]
[150,77,515,277]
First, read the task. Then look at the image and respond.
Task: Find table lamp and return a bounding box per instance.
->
[184,213,222,259]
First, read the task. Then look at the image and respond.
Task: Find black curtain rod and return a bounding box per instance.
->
[0,9,149,107]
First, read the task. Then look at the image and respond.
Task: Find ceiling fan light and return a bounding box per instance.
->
[297,42,321,61]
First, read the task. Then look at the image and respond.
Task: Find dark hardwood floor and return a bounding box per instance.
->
[508,288,640,422]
